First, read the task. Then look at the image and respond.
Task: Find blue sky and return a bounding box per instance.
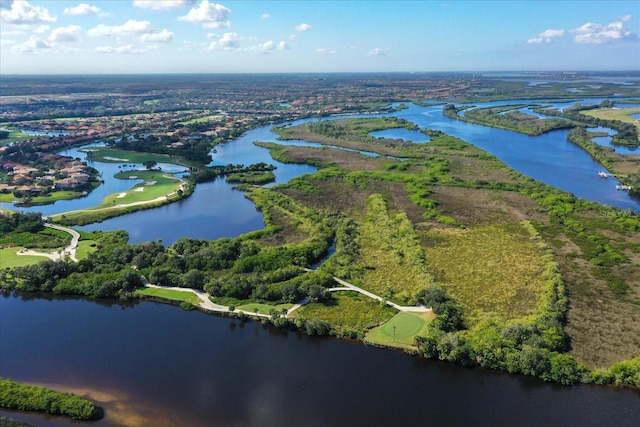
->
[1,0,638,74]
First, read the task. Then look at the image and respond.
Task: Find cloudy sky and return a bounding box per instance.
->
[1,0,638,74]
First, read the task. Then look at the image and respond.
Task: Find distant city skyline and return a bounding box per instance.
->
[1,0,638,74]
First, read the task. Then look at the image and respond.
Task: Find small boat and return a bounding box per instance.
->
[616,184,631,191]
[598,171,608,178]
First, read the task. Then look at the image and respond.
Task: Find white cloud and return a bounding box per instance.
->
[141,29,174,43]
[33,24,49,34]
[64,3,102,16]
[295,23,312,32]
[11,35,51,53]
[88,20,153,37]
[527,28,564,44]
[96,44,146,54]
[256,40,288,53]
[571,15,634,44]
[49,25,82,43]
[261,13,270,20]
[1,0,56,25]
[207,32,240,50]
[315,48,336,55]
[178,1,231,29]
[369,47,390,56]
[133,0,195,10]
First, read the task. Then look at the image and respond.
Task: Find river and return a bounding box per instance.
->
[1,293,639,427]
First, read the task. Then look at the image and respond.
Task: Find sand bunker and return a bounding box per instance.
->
[104,156,129,161]
[134,187,145,192]
[146,181,157,186]
[117,193,127,198]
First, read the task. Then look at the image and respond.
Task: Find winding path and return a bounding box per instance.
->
[16,223,80,262]
[331,277,431,313]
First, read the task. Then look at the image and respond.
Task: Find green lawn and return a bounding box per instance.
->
[0,247,48,268]
[52,171,183,222]
[583,108,640,133]
[80,147,178,164]
[236,302,293,315]
[135,287,200,305]
[75,241,97,259]
[365,311,434,348]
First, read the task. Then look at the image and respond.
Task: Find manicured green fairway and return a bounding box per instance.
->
[80,147,176,164]
[237,302,293,315]
[583,108,640,133]
[0,248,48,268]
[365,311,434,347]
[135,287,200,305]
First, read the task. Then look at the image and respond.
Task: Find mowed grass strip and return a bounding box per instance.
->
[81,147,175,164]
[136,287,200,305]
[421,223,548,325]
[56,172,182,223]
[0,248,49,268]
[365,311,435,348]
[583,107,640,133]
[236,302,293,315]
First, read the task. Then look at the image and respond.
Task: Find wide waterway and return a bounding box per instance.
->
[1,293,639,427]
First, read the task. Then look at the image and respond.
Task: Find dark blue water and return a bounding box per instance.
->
[1,293,638,427]
[589,126,640,155]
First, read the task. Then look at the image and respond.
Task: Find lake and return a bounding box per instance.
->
[1,293,639,427]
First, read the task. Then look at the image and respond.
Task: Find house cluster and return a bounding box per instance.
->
[0,154,92,197]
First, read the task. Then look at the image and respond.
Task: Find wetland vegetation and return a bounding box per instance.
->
[2,74,640,423]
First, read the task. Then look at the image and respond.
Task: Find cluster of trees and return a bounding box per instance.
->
[0,211,43,235]
[550,102,639,146]
[415,267,584,385]
[0,378,103,421]
[107,133,213,164]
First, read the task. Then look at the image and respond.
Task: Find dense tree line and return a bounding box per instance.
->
[414,263,584,385]
[0,211,43,235]
[444,103,574,135]
[546,102,639,146]
[0,378,103,421]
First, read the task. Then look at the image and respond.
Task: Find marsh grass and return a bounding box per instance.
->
[296,292,396,336]
[355,194,433,303]
[421,223,547,325]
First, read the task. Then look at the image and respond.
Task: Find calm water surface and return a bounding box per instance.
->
[1,293,639,427]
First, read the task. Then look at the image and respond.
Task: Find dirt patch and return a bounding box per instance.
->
[255,207,310,246]
[430,187,545,226]
[281,178,424,223]
[279,145,389,171]
[447,155,518,184]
